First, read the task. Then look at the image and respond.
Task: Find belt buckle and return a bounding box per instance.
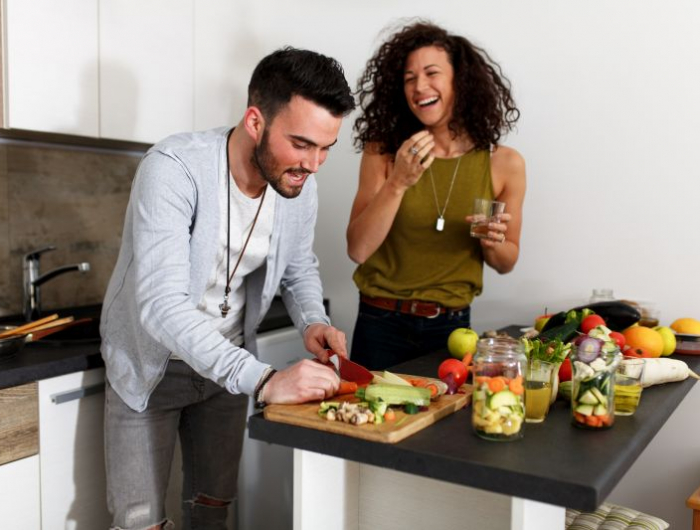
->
[426,304,441,319]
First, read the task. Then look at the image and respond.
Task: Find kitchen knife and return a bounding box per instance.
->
[332,352,374,385]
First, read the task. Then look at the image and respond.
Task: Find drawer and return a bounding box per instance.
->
[0,382,39,465]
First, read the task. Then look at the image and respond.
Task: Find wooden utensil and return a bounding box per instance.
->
[29,318,91,341]
[0,314,60,339]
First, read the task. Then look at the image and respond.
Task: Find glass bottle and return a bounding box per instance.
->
[571,343,621,430]
[589,289,615,304]
[472,337,527,441]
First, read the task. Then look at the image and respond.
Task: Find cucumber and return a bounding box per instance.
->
[488,390,519,409]
[590,387,606,403]
[593,404,608,416]
[381,370,411,386]
[363,383,431,407]
[578,390,599,405]
[575,404,594,416]
[539,319,580,343]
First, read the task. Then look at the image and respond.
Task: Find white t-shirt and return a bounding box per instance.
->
[198,172,276,345]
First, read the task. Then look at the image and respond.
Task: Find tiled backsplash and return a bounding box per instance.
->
[0,140,144,316]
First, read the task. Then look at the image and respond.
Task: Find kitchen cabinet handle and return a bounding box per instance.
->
[50,382,105,405]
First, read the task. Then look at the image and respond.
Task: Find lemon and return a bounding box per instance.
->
[653,326,677,356]
[670,318,700,335]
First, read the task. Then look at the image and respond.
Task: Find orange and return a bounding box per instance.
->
[670,318,700,335]
[622,326,664,358]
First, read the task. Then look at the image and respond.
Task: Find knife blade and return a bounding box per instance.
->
[332,352,374,385]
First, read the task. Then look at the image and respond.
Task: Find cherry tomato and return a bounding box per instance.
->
[438,358,468,387]
[609,331,626,350]
[580,314,606,334]
[558,357,572,382]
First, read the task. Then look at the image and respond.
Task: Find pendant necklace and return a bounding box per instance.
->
[428,155,462,232]
[220,129,268,318]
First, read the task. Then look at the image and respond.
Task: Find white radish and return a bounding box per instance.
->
[640,358,700,388]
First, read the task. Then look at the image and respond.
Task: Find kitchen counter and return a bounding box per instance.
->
[249,336,700,522]
[0,296,308,390]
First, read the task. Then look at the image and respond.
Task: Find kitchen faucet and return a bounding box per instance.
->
[23,245,91,322]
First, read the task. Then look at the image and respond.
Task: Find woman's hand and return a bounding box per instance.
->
[465,212,512,248]
[389,130,435,190]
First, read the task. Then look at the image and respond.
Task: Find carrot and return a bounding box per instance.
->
[462,353,474,367]
[585,415,601,427]
[508,376,524,395]
[336,381,358,395]
[383,408,396,422]
[487,377,506,393]
[475,376,491,385]
[409,378,428,388]
[426,383,439,397]
[574,412,587,424]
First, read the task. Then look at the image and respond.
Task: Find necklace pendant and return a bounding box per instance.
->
[220,298,231,318]
[436,216,445,232]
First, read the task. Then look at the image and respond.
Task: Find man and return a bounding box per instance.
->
[100,47,355,529]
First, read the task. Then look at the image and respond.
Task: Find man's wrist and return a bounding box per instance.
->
[254,366,277,409]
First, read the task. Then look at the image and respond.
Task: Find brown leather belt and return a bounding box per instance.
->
[361,295,468,319]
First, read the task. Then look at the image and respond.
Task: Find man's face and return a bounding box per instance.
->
[251,95,342,199]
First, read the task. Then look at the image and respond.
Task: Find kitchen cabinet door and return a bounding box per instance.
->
[0,455,41,529]
[99,0,194,144]
[193,0,249,130]
[3,0,99,136]
[38,368,110,530]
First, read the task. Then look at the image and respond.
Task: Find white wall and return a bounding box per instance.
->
[211,2,700,525]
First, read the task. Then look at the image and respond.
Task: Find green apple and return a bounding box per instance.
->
[447,327,478,359]
[653,326,677,356]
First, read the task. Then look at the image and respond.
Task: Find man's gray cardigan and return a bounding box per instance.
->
[100,127,330,412]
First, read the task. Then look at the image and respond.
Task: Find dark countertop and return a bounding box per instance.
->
[0,296,304,390]
[249,332,700,511]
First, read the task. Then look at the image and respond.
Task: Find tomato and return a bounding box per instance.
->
[558,357,572,382]
[623,346,653,358]
[609,331,626,350]
[438,358,468,387]
[580,314,606,334]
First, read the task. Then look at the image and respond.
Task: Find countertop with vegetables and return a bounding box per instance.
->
[249,324,700,511]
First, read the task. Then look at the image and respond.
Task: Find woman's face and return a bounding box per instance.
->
[403,45,455,130]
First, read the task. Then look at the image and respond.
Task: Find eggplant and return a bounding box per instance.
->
[570,300,640,331]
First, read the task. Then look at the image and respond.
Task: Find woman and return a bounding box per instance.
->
[347,21,525,370]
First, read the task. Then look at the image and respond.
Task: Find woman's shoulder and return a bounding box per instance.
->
[490,145,525,176]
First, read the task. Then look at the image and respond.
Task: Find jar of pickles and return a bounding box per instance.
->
[571,337,621,430]
[472,337,527,441]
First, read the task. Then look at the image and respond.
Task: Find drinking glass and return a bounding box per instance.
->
[614,357,645,416]
[470,199,506,239]
[525,359,556,423]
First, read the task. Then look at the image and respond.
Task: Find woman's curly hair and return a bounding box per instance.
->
[353,21,520,155]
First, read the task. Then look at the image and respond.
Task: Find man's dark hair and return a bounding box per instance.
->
[354,20,520,154]
[248,47,355,121]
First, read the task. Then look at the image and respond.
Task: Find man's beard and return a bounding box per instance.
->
[251,129,309,199]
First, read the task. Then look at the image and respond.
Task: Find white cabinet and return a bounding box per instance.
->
[193,0,247,130]
[99,0,194,143]
[0,455,41,529]
[38,368,110,530]
[3,0,99,136]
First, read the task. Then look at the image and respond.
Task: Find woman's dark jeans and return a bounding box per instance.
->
[350,300,471,371]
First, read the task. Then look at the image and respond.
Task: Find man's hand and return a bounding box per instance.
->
[263,359,340,404]
[304,323,347,363]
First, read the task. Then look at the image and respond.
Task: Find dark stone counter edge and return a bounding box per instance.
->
[0,296,314,390]
[249,349,700,512]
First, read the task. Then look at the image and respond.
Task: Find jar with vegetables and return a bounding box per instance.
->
[571,335,621,430]
[472,338,527,441]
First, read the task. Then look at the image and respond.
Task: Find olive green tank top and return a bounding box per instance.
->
[353,149,493,308]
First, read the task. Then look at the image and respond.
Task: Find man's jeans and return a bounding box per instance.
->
[105,360,248,529]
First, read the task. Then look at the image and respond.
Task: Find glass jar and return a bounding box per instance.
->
[472,337,527,441]
[589,289,615,304]
[571,343,621,430]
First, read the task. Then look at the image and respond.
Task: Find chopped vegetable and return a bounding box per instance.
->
[335,381,358,396]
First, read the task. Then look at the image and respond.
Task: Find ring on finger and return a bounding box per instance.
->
[410,146,419,155]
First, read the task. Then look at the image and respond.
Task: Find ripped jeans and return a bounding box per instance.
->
[105,360,248,529]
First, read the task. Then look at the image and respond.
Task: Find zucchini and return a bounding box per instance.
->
[363,383,431,407]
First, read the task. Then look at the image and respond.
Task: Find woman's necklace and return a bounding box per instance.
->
[220,129,268,318]
[428,156,462,232]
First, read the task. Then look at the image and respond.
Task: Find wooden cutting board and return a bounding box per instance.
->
[264,374,473,444]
